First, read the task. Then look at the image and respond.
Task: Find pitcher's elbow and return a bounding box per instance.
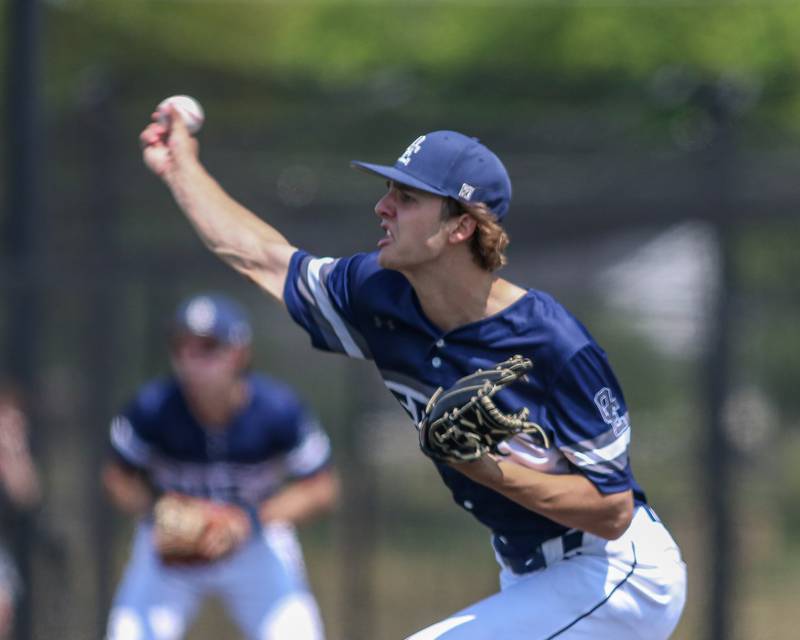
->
[592,494,634,540]
[606,501,634,540]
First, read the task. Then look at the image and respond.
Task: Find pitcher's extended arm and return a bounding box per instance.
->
[140,107,296,302]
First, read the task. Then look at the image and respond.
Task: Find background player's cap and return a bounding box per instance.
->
[172,293,252,346]
[351,130,513,220]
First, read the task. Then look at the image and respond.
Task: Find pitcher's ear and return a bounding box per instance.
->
[448,213,478,244]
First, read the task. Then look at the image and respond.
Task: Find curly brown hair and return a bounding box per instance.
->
[441,198,509,272]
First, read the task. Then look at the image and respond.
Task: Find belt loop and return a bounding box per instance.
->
[541,536,564,566]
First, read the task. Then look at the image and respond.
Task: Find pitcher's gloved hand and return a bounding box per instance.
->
[417,355,550,464]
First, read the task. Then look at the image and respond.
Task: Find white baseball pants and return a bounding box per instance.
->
[406,506,687,639]
[105,522,324,640]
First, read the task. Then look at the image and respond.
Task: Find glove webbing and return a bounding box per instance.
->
[434,384,550,453]
[478,392,550,449]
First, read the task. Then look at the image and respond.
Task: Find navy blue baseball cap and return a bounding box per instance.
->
[351,130,512,220]
[172,294,252,346]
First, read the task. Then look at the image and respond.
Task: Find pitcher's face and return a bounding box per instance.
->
[373,182,451,272]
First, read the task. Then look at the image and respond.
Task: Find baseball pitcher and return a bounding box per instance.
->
[139,110,687,639]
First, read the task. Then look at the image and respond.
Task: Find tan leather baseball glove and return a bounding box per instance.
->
[152,492,252,565]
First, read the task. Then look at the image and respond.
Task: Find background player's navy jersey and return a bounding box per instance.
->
[109,373,332,507]
[284,250,646,550]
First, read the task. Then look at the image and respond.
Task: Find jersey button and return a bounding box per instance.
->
[435,339,446,349]
[431,357,442,368]
[463,500,473,510]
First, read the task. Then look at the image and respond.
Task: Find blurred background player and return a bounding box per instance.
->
[0,385,42,640]
[102,293,338,640]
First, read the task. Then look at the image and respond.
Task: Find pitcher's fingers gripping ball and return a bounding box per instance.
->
[156,95,205,134]
[418,355,551,464]
[152,493,251,565]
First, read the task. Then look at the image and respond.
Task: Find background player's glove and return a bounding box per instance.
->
[417,355,550,464]
[152,493,252,564]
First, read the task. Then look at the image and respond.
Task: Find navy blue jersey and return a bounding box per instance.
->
[109,373,331,507]
[284,250,646,548]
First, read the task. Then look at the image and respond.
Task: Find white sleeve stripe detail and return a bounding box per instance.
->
[110,416,151,466]
[562,429,631,468]
[576,463,615,475]
[562,451,628,476]
[307,257,365,359]
[285,429,331,476]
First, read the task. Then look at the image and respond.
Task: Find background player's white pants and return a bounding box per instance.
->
[105,522,324,640]
[406,506,686,640]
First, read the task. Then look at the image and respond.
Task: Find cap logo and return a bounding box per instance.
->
[397,135,426,166]
[185,297,216,334]
[458,183,476,200]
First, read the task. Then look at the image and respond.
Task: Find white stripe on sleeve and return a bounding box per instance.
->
[110,415,152,467]
[285,424,332,477]
[562,428,631,472]
[307,257,365,359]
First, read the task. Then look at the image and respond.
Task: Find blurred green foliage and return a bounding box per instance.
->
[14,1,797,129]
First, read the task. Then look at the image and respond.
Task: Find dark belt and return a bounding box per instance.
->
[494,530,584,575]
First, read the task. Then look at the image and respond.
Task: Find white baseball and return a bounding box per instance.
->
[156,95,205,134]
